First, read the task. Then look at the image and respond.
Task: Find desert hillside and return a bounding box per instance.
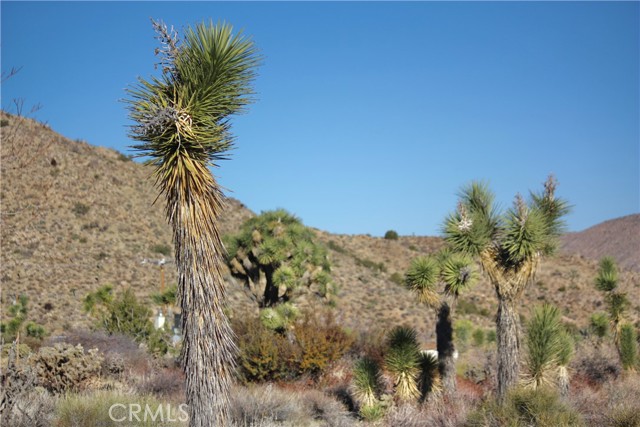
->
[1,112,638,342]
[561,214,640,272]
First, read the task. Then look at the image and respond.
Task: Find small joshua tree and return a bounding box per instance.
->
[125,19,260,426]
[352,357,383,409]
[523,303,574,395]
[385,326,422,402]
[619,323,638,372]
[594,257,629,342]
[405,249,477,395]
[443,176,569,400]
[225,209,334,308]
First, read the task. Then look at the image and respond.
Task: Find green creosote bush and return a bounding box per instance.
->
[486,329,497,344]
[71,202,90,216]
[151,243,171,256]
[1,295,48,343]
[472,328,485,347]
[83,286,169,356]
[454,319,474,350]
[384,230,399,240]
[389,272,404,286]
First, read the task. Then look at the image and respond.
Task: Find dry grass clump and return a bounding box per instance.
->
[0,389,57,427]
[569,374,640,427]
[572,341,620,387]
[229,383,352,426]
[136,366,185,400]
[55,390,184,427]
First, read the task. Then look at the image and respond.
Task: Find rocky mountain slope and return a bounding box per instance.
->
[561,214,639,272]
[1,112,638,343]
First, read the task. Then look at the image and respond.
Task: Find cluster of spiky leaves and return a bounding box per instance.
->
[524,303,574,390]
[594,257,630,343]
[619,323,638,372]
[594,258,638,372]
[385,326,422,401]
[259,302,299,332]
[125,19,260,427]
[444,176,569,274]
[595,257,619,292]
[352,357,383,408]
[126,19,259,168]
[405,249,477,308]
[225,209,334,306]
[418,352,442,399]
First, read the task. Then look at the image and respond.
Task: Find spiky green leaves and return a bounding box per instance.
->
[595,257,619,292]
[405,251,477,307]
[502,196,548,264]
[589,312,609,339]
[530,175,570,256]
[443,182,498,258]
[440,252,478,297]
[619,323,638,372]
[405,256,440,307]
[444,176,570,267]
[126,20,260,168]
[524,304,574,390]
[385,326,421,401]
[352,357,383,408]
[225,209,334,306]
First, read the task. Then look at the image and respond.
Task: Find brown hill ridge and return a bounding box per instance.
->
[561,214,640,272]
[1,112,638,340]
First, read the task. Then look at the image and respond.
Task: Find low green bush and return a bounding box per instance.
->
[384,230,399,240]
[467,387,583,427]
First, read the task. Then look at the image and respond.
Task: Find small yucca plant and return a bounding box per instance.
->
[418,352,442,400]
[385,326,421,401]
[556,330,574,397]
[524,303,563,390]
[352,357,383,408]
[589,312,609,340]
[619,323,638,372]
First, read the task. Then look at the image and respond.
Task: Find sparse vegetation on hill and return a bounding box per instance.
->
[1,112,639,425]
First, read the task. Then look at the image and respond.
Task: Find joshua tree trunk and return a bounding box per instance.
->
[170,171,236,426]
[436,301,457,396]
[496,297,520,401]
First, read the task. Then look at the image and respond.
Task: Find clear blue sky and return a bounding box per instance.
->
[2,1,638,236]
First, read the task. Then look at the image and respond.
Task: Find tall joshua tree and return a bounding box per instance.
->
[443,176,569,400]
[125,20,259,426]
[405,249,477,395]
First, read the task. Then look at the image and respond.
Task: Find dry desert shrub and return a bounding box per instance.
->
[572,341,620,386]
[136,366,185,400]
[229,383,353,427]
[0,389,57,427]
[570,374,640,427]
[55,390,183,427]
[31,343,103,394]
[48,329,152,377]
